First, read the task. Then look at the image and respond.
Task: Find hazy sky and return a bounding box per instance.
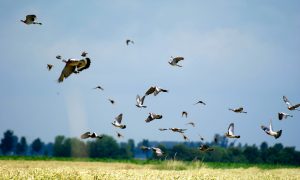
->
[0,1,299,149]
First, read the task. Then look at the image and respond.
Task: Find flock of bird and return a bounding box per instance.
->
[21,14,299,157]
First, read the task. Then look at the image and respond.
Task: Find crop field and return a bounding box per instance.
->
[0,160,299,179]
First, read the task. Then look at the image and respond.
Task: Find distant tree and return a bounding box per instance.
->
[1,130,15,155]
[31,138,44,155]
[88,135,120,158]
[260,142,268,163]
[126,139,135,157]
[70,138,88,157]
[243,145,261,163]
[16,136,28,155]
[53,135,66,157]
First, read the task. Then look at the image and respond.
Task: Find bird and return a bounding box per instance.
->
[136,95,147,108]
[94,86,104,91]
[169,128,187,133]
[199,144,214,152]
[145,86,168,96]
[80,132,103,139]
[194,100,206,105]
[182,111,188,118]
[145,113,163,123]
[47,64,53,71]
[21,15,42,25]
[81,51,88,57]
[283,96,300,111]
[181,133,189,141]
[126,39,134,45]
[140,146,151,152]
[108,98,115,104]
[278,112,293,120]
[56,55,62,60]
[159,128,168,131]
[229,107,247,113]
[151,147,164,156]
[116,131,123,138]
[198,134,204,141]
[261,120,282,139]
[112,113,126,129]
[168,56,184,67]
[185,122,195,127]
[225,123,240,138]
[58,58,91,83]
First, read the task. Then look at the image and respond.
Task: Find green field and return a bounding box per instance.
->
[0,159,300,179]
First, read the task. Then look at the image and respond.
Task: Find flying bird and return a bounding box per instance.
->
[108,98,115,104]
[136,95,147,108]
[229,107,247,113]
[80,132,103,139]
[94,86,104,91]
[225,123,240,138]
[159,128,168,131]
[81,51,88,57]
[169,128,187,133]
[278,112,293,120]
[168,56,184,67]
[21,15,42,25]
[261,120,282,139]
[151,147,164,156]
[145,86,168,96]
[47,64,53,71]
[198,134,204,141]
[56,55,62,60]
[112,113,126,129]
[126,39,134,45]
[116,131,123,138]
[58,58,91,83]
[181,133,189,141]
[283,96,300,111]
[140,146,151,152]
[199,144,214,152]
[145,113,163,123]
[194,100,206,105]
[185,122,195,127]
[182,111,188,118]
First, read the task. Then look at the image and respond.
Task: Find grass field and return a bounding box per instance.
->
[0,159,300,179]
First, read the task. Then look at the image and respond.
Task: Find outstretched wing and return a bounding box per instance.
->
[26,15,36,22]
[261,125,270,133]
[283,96,291,107]
[115,113,123,124]
[173,56,184,63]
[269,120,273,131]
[58,63,75,83]
[77,58,91,72]
[80,132,91,139]
[145,86,156,95]
[228,123,234,135]
[136,95,141,104]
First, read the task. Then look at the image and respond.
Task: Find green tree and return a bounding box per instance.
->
[0,130,15,155]
[31,138,43,155]
[53,135,67,157]
[16,136,28,155]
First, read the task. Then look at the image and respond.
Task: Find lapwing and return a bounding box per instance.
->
[145,113,162,123]
[136,95,147,108]
[112,113,126,129]
[58,58,91,83]
[145,86,168,96]
[168,56,184,67]
[225,123,240,138]
[283,96,300,111]
[278,112,293,120]
[261,120,282,139]
[21,15,42,25]
[80,132,103,139]
[229,107,247,113]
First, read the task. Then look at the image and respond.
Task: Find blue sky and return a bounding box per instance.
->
[0,1,300,149]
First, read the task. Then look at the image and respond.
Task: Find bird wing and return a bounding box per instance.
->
[136,95,141,104]
[228,123,234,135]
[26,15,36,21]
[77,58,91,72]
[237,107,243,112]
[283,96,292,106]
[173,56,184,63]
[261,125,270,133]
[80,132,91,139]
[269,120,273,132]
[140,95,146,104]
[58,63,76,83]
[115,113,123,124]
[145,86,156,95]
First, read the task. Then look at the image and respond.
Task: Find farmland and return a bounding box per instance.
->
[0,159,299,179]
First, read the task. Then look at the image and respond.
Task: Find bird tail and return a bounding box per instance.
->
[58,74,64,83]
[121,125,126,129]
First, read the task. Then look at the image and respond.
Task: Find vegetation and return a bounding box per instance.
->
[1,130,300,166]
[0,160,299,179]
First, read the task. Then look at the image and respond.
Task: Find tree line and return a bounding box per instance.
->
[0,130,300,165]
